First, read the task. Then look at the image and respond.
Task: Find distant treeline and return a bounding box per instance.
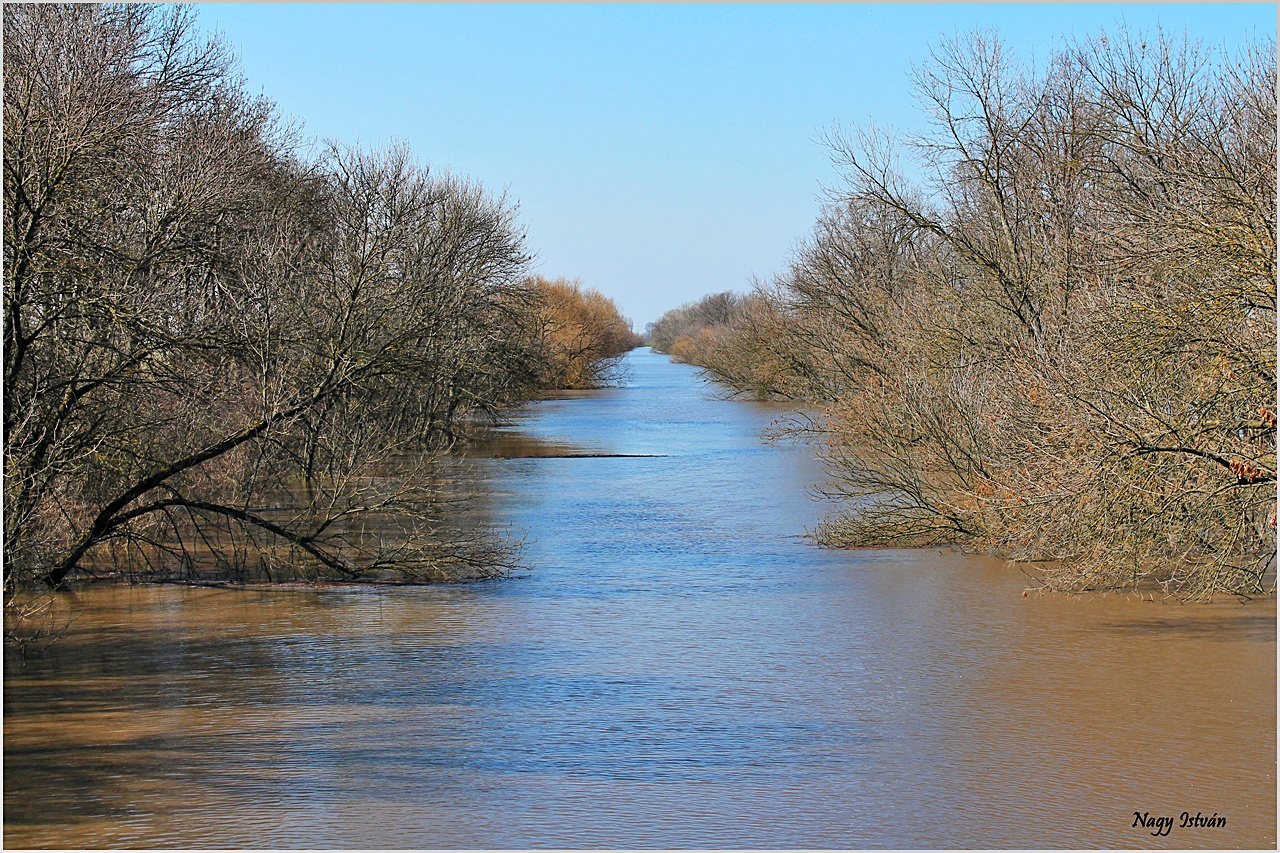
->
[647,291,741,363]
[536,277,645,389]
[3,5,638,591]
[653,28,1276,599]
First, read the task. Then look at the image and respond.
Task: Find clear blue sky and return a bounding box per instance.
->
[195,3,1275,329]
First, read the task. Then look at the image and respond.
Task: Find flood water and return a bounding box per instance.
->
[4,349,1275,848]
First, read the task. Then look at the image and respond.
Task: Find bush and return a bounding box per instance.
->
[661,28,1277,599]
[532,277,642,389]
[3,5,552,588]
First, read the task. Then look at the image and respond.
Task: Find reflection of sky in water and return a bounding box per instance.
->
[5,350,1276,849]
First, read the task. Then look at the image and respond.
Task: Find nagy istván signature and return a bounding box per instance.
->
[1133,811,1227,837]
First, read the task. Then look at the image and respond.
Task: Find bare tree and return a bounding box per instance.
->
[648,291,741,355]
[4,5,542,593]
[663,27,1276,599]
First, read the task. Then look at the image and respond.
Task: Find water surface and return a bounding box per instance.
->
[5,349,1275,848]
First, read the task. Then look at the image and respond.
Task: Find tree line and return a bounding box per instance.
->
[3,4,639,593]
[653,28,1276,599]
[536,277,644,389]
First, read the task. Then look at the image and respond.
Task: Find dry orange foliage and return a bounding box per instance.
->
[531,277,642,389]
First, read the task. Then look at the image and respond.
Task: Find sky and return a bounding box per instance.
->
[194,3,1276,330]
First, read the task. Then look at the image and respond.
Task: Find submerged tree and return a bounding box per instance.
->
[663,28,1276,599]
[531,276,642,389]
[4,4,545,590]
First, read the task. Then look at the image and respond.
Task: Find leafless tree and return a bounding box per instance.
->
[4,4,547,594]
[665,27,1276,599]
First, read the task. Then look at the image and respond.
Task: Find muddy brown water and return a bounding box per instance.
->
[4,349,1275,848]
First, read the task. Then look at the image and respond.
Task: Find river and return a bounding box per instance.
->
[4,348,1275,848]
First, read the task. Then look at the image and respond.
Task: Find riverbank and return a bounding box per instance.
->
[6,350,1274,849]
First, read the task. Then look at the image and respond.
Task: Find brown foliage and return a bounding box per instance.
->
[665,27,1276,599]
[531,277,641,389]
[648,291,740,358]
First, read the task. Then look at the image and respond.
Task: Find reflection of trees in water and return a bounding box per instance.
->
[81,450,523,586]
[653,28,1277,600]
[6,6,639,594]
